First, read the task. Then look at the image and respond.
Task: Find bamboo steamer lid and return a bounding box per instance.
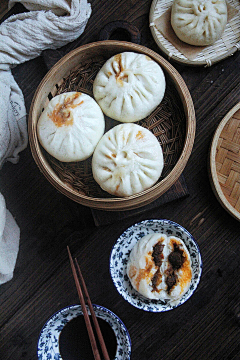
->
[28,41,195,211]
[209,102,240,220]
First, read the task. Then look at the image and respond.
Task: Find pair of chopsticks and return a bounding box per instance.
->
[67,246,110,360]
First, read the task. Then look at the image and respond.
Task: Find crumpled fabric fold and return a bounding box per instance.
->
[0,0,91,284]
[0,193,20,284]
[0,0,91,168]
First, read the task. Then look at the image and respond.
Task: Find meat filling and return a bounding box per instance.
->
[151,269,161,291]
[152,242,164,267]
[165,265,177,292]
[166,242,185,293]
[151,242,164,291]
[168,243,185,269]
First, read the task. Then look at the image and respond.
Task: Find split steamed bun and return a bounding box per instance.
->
[171,0,228,46]
[93,52,166,122]
[127,233,192,304]
[92,123,164,197]
[37,92,105,162]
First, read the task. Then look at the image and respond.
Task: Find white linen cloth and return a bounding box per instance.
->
[0,0,91,168]
[0,0,91,284]
[0,193,20,284]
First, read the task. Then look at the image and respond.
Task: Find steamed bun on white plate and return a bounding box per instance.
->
[37,92,105,162]
[127,233,192,305]
[171,0,228,46]
[93,52,166,122]
[92,123,164,197]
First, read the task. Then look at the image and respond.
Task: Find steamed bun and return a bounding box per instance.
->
[127,233,192,305]
[92,123,164,197]
[171,0,228,46]
[37,92,105,162]
[93,52,166,122]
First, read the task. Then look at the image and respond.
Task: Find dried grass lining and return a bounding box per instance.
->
[43,57,186,198]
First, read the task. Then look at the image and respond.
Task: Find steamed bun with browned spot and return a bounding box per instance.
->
[127,233,192,305]
[92,123,164,197]
[93,52,166,122]
[171,0,228,46]
[37,92,105,162]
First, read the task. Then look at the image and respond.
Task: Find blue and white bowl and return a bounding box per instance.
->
[37,304,131,360]
[110,219,202,312]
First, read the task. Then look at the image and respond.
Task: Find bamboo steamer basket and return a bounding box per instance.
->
[149,0,240,67]
[28,41,196,211]
[209,102,240,221]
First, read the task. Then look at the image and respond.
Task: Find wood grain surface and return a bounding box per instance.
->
[0,1,240,360]
[0,0,8,19]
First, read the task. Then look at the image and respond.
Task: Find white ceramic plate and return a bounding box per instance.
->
[110,219,202,312]
[37,304,131,360]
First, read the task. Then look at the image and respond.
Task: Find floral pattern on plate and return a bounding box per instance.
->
[37,304,131,360]
[109,219,202,312]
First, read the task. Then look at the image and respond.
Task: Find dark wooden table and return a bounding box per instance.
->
[1,1,240,359]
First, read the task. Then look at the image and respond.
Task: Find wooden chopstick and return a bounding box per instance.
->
[67,246,101,360]
[67,246,110,360]
[74,258,110,360]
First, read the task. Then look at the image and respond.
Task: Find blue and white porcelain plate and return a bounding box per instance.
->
[37,304,131,360]
[110,219,202,312]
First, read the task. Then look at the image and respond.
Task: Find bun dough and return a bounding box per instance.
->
[37,92,105,162]
[127,233,192,305]
[92,123,164,197]
[171,0,228,46]
[93,52,166,122]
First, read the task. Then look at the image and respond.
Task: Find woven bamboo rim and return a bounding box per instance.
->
[149,0,240,67]
[209,102,240,221]
[29,41,196,211]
